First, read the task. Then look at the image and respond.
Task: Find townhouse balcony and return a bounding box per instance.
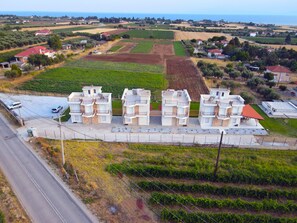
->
[163,112,189,118]
[97,110,111,115]
[124,112,148,118]
[68,98,81,105]
[95,97,110,104]
[124,100,148,106]
[201,111,216,117]
[82,112,95,118]
[164,100,189,107]
[216,114,230,120]
[81,99,95,106]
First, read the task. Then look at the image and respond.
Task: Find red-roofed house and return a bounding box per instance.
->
[100,32,111,40]
[15,46,56,63]
[266,65,292,83]
[207,49,226,59]
[35,29,52,36]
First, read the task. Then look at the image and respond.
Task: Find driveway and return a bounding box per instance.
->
[0,93,68,121]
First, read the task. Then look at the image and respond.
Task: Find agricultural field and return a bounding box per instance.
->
[173,41,187,56]
[166,57,209,101]
[131,40,154,53]
[123,30,174,39]
[252,105,297,137]
[22,25,93,31]
[108,45,123,52]
[244,37,297,45]
[174,30,233,41]
[19,59,167,97]
[107,144,297,223]
[151,44,174,56]
[72,27,116,34]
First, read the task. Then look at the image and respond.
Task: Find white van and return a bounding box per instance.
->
[8,101,22,110]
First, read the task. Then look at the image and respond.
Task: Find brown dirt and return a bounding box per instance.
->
[151,44,174,56]
[85,53,163,65]
[0,170,30,223]
[166,57,209,101]
[117,42,137,53]
[108,29,127,35]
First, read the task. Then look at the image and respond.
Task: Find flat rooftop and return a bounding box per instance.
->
[264,102,297,111]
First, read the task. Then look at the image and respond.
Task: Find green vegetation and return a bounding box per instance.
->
[112,100,122,116]
[161,209,297,223]
[47,34,62,50]
[252,105,297,137]
[107,144,297,222]
[0,49,23,63]
[0,211,4,223]
[245,37,297,45]
[64,60,164,74]
[131,41,154,53]
[173,41,187,56]
[137,181,297,200]
[123,30,174,39]
[19,66,167,97]
[53,26,96,34]
[108,45,122,52]
[0,31,48,50]
[151,192,297,213]
[61,107,71,122]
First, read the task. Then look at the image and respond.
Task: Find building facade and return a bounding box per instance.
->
[162,89,191,126]
[121,88,151,125]
[199,89,245,129]
[266,65,291,83]
[15,46,55,63]
[68,86,112,124]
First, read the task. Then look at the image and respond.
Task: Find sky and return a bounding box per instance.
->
[1,0,296,15]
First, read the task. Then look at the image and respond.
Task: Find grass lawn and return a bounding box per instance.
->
[131,41,154,53]
[112,100,122,116]
[123,30,174,40]
[108,45,122,52]
[173,41,187,56]
[19,67,167,98]
[252,105,297,137]
[64,60,164,74]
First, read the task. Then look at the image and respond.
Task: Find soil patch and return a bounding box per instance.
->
[151,44,174,56]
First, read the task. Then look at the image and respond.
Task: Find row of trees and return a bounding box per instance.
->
[197,61,224,78]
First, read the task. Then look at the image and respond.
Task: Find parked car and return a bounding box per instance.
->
[8,101,22,110]
[51,106,63,113]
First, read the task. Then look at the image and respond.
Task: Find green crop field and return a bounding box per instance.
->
[123,30,174,39]
[173,41,187,56]
[252,105,297,137]
[108,45,123,52]
[64,60,164,73]
[131,41,154,53]
[52,26,96,33]
[244,37,297,45]
[19,60,167,97]
[107,144,297,223]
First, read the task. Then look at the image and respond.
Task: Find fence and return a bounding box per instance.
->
[38,128,297,149]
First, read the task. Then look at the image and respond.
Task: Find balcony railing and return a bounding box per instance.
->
[124,100,148,106]
[82,112,95,117]
[201,112,215,116]
[97,110,111,115]
[164,100,189,107]
[124,112,148,117]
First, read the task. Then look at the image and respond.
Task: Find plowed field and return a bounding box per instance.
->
[151,44,174,56]
[166,57,209,101]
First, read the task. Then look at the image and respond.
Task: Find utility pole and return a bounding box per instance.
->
[58,115,65,166]
[214,130,224,178]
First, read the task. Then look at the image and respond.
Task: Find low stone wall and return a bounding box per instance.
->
[0,100,24,126]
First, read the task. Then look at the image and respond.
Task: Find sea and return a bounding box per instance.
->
[1,11,297,26]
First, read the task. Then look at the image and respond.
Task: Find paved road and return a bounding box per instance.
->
[0,117,99,223]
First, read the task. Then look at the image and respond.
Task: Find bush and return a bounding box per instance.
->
[4,70,20,78]
[137,181,297,200]
[161,209,297,223]
[151,192,297,213]
[279,85,287,91]
[0,211,4,223]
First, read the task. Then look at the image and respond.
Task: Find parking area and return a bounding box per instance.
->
[0,93,68,121]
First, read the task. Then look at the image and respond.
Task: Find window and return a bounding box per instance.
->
[88,90,91,95]
[216,91,219,96]
[94,89,96,94]
[205,118,210,123]
[222,92,225,97]
[101,116,106,122]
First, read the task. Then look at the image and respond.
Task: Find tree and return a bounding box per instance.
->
[28,54,50,69]
[247,77,264,88]
[241,69,253,79]
[11,64,22,76]
[285,34,291,44]
[47,34,62,50]
[264,72,274,81]
[266,81,276,88]
[190,39,197,43]
[228,70,241,79]
[229,37,241,47]
[240,92,255,104]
